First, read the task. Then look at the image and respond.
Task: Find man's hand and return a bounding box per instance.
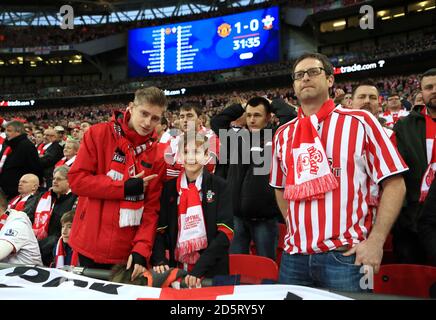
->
[153,264,170,274]
[132,171,158,191]
[184,275,202,289]
[334,88,345,98]
[343,238,384,274]
[126,254,147,281]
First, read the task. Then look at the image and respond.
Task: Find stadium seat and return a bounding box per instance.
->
[229,254,279,281]
[373,264,436,298]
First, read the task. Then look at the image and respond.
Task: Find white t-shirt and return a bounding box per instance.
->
[0,210,42,266]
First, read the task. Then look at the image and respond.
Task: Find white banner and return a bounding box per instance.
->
[0,266,350,300]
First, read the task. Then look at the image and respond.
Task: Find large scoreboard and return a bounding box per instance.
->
[128,6,280,77]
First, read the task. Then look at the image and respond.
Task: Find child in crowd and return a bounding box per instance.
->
[151,132,234,288]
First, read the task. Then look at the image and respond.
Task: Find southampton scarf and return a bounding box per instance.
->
[419,108,436,202]
[8,194,31,212]
[284,99,339,201]
[174,171,207,266]
[32,191,55,240]
[54,237,79,268]
[0,146,12,174]
[55,155,76,168]
[106,113,154,228]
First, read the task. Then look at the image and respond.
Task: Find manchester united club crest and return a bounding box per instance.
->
[217,23,231,38]
[206,190,215,203]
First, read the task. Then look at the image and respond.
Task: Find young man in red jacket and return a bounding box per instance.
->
[68,87,167,280]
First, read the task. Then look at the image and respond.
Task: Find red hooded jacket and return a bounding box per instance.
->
[68,111,166,264]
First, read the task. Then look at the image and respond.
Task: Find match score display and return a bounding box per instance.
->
[128,6,280,77]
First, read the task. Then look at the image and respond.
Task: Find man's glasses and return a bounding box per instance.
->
[292,67,326,81]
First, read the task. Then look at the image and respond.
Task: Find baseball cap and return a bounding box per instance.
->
[54,126,65,132]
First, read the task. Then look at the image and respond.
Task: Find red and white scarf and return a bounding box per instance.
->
[54,237,79,268]
[38,142,52,156]
[8,194,31,212]
[284,99,339,201]
[0,146,12,174]
[55,155,76,168]
[174,171,207,266]
[106,117,153,227]
[0,135,5,153]
[380,109,409,128]
[0,212,8,230]
[419,108,436,202]
[32,191,55,240]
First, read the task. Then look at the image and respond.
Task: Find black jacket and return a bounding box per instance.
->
[0,134,43,199]
[211,99,296,220]
[393,106,428,232]
[39,141,64,188]
[37,190,77,266]
[150,171,233,278]
[418,175,436,265]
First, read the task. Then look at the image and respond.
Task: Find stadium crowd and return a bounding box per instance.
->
[0,52,435,294]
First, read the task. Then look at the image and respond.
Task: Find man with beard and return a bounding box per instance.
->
[351,81,393,138]
[392,68,436,264]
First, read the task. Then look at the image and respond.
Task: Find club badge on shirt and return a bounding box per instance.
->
[206,190,215,203]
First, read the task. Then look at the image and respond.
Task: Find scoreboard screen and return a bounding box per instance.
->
[128,6,280,77]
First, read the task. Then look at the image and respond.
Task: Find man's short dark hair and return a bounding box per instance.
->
[388,91,400,98]
[180,102,203,117]
[160,116,168,127]
[352,80,380,99]
[246,96,271,114]
[421,68,436,83]
[292,52,334,76]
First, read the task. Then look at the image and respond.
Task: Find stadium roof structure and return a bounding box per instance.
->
[0,0,269,26]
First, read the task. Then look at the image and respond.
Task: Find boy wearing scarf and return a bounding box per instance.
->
[393,68,436,264]
[68,87,167,281]
[270,53,407,292]
[52,210,78,268]
[151,132,234,288]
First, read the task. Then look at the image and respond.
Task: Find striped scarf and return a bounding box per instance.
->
[420,107,436,202]
[32,191,54,240]
[106,120,152,228]
[55,155,76,168]
[54,237,79,268]
[284,99,339,201]
[8,194,31,212]
[0,146,12,174]
[175,171,207,266]
[38,142,52,156]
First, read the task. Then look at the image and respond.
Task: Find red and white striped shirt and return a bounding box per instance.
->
[270,106,408,255]
[379,109,409,128]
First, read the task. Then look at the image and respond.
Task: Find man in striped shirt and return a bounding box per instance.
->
[270,53,408,292]
[163,103,219,180]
